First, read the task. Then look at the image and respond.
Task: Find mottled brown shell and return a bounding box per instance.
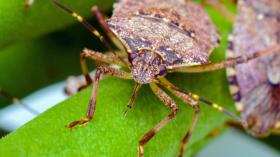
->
[107,0,220,68]
[227,0,280,136]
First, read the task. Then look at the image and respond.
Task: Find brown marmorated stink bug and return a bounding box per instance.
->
[226,0,280,137]
[25,0,280,156]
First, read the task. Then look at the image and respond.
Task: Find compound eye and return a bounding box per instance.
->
[158,65,167,76]
[128,53,137,63]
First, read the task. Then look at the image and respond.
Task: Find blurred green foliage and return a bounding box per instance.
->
[0,0,114,48]
[0,25,90,107]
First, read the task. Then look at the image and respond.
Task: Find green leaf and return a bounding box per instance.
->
[0,24,101,108]
[0,1,237,157]
[0,0,114,48]
[0,75,232,156]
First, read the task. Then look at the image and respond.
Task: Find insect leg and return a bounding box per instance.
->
[226,120,245,131]
[179,105,200,157]
[155,79,200,156]
[67,66,132,130]
[91,6,127,55]
[158,78,242,123]
[24,0,111,50]
[156,79,201,157]
[91,6,129,67]
[50,0,107,45]
[49,0,128,66]
[65,49,128,95]
[138,83,178,157]
[79,48,128,87]
[170,45,280,73]
[0,89,39,115]
[157,78,245,155]
[123,83,141,117]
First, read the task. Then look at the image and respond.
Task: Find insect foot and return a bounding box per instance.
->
[66,116,92,130]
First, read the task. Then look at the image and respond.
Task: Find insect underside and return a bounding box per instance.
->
[226,0,280,137]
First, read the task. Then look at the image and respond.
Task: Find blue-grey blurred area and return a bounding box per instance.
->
[0,81,67,132]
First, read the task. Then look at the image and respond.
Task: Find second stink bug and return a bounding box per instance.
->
[226,0,280,137]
